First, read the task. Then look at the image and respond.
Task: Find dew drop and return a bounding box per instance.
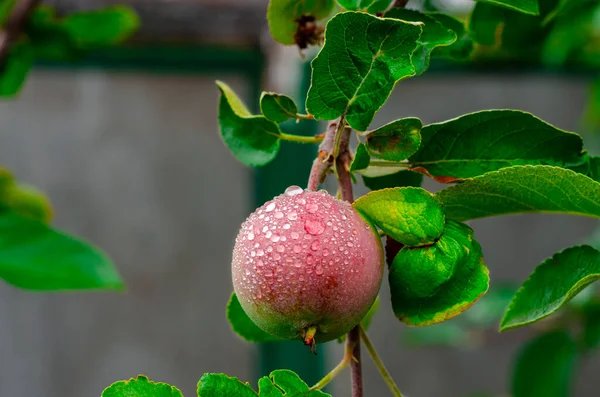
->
[283,224,291,230]
[262,226,269,233]
[251,251,256,257]
[270,235,280,242]
[323,249,329,257]
[265,202,276,212]
[305,219,325,235]
[315,265,324,275]
[280,236,287,242]
[347,242,354,247]
[341,215,347,220]
[294,262,302,268]
[306,254,315,265]
[285,185,304,196]
[298,198,306,205]
[291,232,300,240]
[274,211,284,219]
[306,203,319,214]
[274,253,281,260]
[277,245,285,253]
[247,232,255,241]
[266,246,273,253]
[265,231,272,239]
[257,249,265,257]
[293,245,302,253]
[310,240,320,251]
[257,259,264,267]
[287,212,298,221]
[258,214,265,219]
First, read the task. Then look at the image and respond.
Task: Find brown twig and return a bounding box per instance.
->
[392,0,409,8]
[347,325,363,397]
[0,0,40,64]
[306,119,340,191]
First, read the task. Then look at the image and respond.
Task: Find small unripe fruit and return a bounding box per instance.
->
[232,186,384,343]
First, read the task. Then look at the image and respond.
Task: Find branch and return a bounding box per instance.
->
[347,325,363,397]
[306,119,339,191]
[0,0,40,64]
[392,0,409,8]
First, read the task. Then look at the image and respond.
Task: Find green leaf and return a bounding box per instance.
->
[385,8,457,75]
[361,117,422,161]
[436,165,600,222]
[102,375,183,397]
[260,92,299,123]
[226,293,281,342]
[428,12,474,59]
[306,12,422,131]
[476,0,540,15]
[217,81,282,167]
[512,331,577,397]
[390,222,466,298]
[62,5,140,47]
[353,187,445,247]
[583,79,600,134]
[408,110,585,182]
[0,211,123,291]
[26,7,82,62]
[590,157,600,182]
[500,245,600,331]
[390,220,490,326]
[362,169,423,190]
[367,0,394,13]
[350,143,370,172]
[267,0,335,45]
[266,370,330,396]
[337,0,376,10]
[198,373,257,397]
[0,41,34,97]
[0,183,53,223]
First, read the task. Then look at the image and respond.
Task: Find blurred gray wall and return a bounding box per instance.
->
[0,68,597,397]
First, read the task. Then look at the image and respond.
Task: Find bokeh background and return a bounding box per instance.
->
[0,0,599,396]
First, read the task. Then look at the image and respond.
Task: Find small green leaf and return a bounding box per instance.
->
[0,183,53,223]
[62,5,140,47]
[267,0,335,45]
[260,92,299,123]
[436,165,600,222]
[390,220,490,326]
[198,373,257,397]
[102,375,183,397]
[217,81,282,167]
[500,245,600,331]
[353,187,445,247]
[258,370,331,397]
[362,169,422,190]
[428,12,474,59]
[476,0,540,15]
[337,0,376,10]
[227,293,281,342]
[0,41,34,97]
[512,331,577,397]
[26,7,82,62]
[350,143,370,172]
[361,118,422,161]
[385,8,457,74]
[0,211,123,291]
[590,157,600,182]
[306,12,422,131]
[367,0,394,13]
[408,110,585,182]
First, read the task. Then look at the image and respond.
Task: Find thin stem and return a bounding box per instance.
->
[309,332,357,391]
[359,325,403,397]
[332,115,347,160]
[348,326,363,397]
[279,132,324,144]
[296,113,315,120]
